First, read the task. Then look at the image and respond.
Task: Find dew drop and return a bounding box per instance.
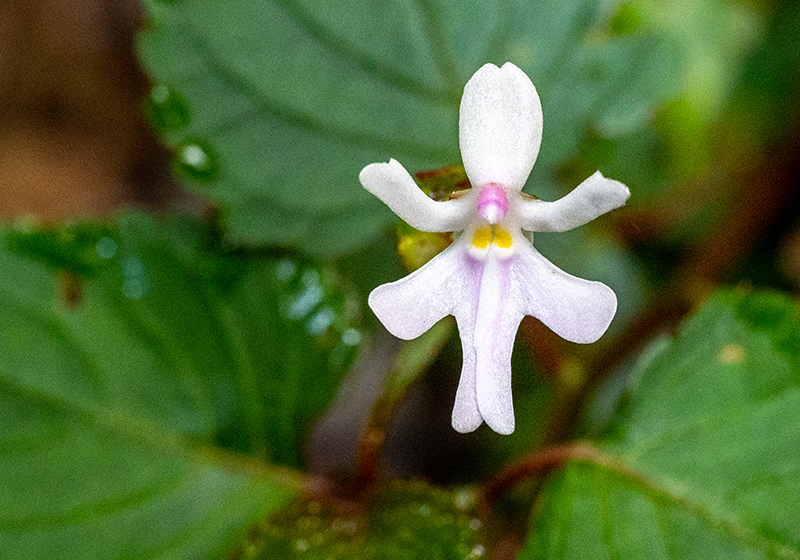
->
[95,237,117,260]
[293,539,309,553]
[341,328,361,346]
[123,279,145,300]
[147,84,190,133]
[275,259,298,283]
[177,141,219,182]
[453,489,475,511]
[287,270,323,320]
[418,504,431,516]
[307,306,335,336]
[124,256,144,277]
[122,256,148,300]
[468,544,486,558]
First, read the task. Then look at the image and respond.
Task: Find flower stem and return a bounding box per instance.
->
[354,319,454,490]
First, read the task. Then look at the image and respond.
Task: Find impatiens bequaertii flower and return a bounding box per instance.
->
[359,62,630,435]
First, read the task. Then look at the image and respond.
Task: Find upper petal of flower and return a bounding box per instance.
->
[516,171,630,232]
[360,159,474,232]
[459,62,543,191]
[510,242,617,344]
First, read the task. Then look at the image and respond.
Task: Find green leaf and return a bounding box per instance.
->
[0,213,360,558]
[519,291,800,559]
[0,384,299,560]
[234,480,483,559]
[5,218,116,277]
[138,0,686,255]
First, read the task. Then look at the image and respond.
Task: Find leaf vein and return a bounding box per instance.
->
[178,17,452,161]
[274,0,455,103]
[580,456,800,560]
[0,288,109,404]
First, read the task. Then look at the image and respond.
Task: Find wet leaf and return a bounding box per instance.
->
[138,0,687,255]
[0,213,361,558]
[520,291,800,559]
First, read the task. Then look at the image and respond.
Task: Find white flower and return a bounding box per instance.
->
[359,63,629,435]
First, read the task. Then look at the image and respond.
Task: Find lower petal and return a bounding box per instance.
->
[511,244,617,343]
[451,311,483,433]
[474,253,523,435]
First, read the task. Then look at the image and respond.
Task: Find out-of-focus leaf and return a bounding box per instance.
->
[0,213,361,559]
[5,218,115,277]
[138,0,687,255]
[728,0,800,144]
[636,0,762,120]
[235,480,483,559]
[0,388,299,560]
[519,291,800,559]
[582,0,764,206]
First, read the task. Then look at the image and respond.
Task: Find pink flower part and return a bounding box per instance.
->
[477,183,508,224]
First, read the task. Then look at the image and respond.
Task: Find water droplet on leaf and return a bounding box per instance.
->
[147,84,190,133]
[286,270,324,320]
[469,544,486,558]
[177,141,219,182]
[341,328,361,347]
[95,237,117,259]
[307,306,335,336]
[122,256,148,300]
[275,258,298,283]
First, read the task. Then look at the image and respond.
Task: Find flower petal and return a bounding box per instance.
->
[360,159,473,232]
[368,237,478,340]
[451,311,483,433]
[459,62,543,191]
[369,236,486,432]
[517,171,630,232]
[474,253,523,434]
[511,243,617,344]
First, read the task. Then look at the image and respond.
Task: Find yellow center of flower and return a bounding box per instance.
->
[472,228,513,249]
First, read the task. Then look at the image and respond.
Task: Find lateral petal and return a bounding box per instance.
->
[511,243,617,344]
[360,159,474,232]
[368,237,479,340]
[459,62,543,191]
[516,171,630,232]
